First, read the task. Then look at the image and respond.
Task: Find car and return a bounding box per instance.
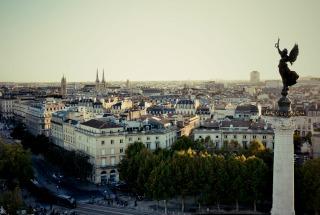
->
[55,194,77,208]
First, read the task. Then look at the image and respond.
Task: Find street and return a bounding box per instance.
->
[74,203,159,215]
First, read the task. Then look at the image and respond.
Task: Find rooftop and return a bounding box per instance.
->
[81,119,122,129]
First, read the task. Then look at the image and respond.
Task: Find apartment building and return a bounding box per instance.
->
[193,119,274,150]
[0,98,15,119]
[51,116,177,184]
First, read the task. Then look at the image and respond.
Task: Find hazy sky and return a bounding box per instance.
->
[0,0,319,82]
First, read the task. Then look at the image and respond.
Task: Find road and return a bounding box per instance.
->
[32,156,105,201]
[74,203,159,215]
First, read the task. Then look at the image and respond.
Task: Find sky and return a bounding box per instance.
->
[0,0,319,82]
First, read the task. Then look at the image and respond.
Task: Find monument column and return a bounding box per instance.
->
[270,116,295,215]
[267,38,300,215]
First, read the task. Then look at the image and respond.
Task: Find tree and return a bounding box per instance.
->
[300,158,320,214]
[248,140,265,155]
[294,131,302,153]
[0,186,23,215]
[170,153,196,212]
[244,156,268,212]
[225,156,246,211]
[229,140,240,151]
[136,149,156,194]
[11,123,26,140]
[119,142,147,192]
[192,154,212,211]
[171,136,204,151]
[147,160,175,214]
[0,141,33,187]
[125,142,146,159]
[208,155,227,210]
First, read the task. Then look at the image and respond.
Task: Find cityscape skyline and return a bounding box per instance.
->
[1,0,320,82]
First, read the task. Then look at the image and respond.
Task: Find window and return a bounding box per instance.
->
[233,135,237,139]
[129,137,132,142]
[243,135,247,139]
[263,135,267,139]
[242,141,248,149]
[111,157,115,165]
[120,139,123,143]
[147,137,150,140]
[147,143,150,149]
[101,158,106,167]
[120,148,124,153]
[138,137,141,141]
[101,140,105,145]
[111,140,114,144]
[224,135,228,139]
[156,136,159,140]
[156,142,159,149]
[253,135,256,139]
[216,135,219,139]
[199,136,202,139]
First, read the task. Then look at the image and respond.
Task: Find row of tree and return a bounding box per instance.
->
[11,123,93,180]
[119,136,320,214]
[119,139,272,213]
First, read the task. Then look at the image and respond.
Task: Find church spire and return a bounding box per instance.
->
[102,69,106,83]
[96,68,100,83]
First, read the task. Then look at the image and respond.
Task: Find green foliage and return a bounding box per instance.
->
[118,139,273,212]
[147,160,174,201]
[248,139,265,155]
[0,186,23,215]
[300,158,320,213]
[229,140,240,151]
[294,131,302,152]
[125,141,146,159]
[171,136,204,151]
[44,144,93,180]
[0,141,33,187]
[224,156,246,208]
[244,156,268,211]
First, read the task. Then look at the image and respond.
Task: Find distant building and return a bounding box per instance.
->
[0,98,15,119]
[13,98,65,137]
[250,71,260,83]
[51,116,177,183]
[95,68,106,92]
[175,99,200,115]
[194,119,274,149]
[60,75,67,97]
[265,80,282,88]
[234,104,260,120]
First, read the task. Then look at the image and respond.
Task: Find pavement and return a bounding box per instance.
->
[74,202,162,215]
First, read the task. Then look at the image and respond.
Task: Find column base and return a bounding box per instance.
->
[271,208,295,215]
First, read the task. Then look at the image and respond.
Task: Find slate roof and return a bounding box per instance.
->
[81,119,122,129]
[177,99,194,105]
[235,104,258,114]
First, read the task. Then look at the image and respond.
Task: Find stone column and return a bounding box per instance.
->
[271,117,295,215]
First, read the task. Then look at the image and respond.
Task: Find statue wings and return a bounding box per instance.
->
[289,44,299,65]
